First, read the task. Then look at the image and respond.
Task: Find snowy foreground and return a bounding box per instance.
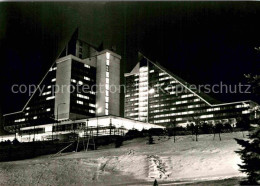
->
[0,132,246,185]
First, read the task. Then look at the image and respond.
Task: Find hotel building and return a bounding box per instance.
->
[3,30,163,141]
[124,53,257,127]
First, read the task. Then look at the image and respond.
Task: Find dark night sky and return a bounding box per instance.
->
[1,2,260,115]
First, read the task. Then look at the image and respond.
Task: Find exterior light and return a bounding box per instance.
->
[149,88,155,94]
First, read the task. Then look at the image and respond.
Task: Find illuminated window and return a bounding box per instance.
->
[242,110,250,114]
[15,118,25,123]
[90,110,95,114]
[105,109,109,115]
[105,103,109,109]
[25,113,29,116]
[77,94,89,100]
[106,52,110,60]
[26,107,30,110]
[51,78,56,82]
[33,116,37,120]
[71,79,76,83]
[46,108,51,112]
[84,76,90,81]
[78,81,83,85]
[84,64,90,68]
[46,96,55,100]
[105,97,109,102]
[106,72,109,78]
[77,100,83,105]
[42,91,51,96]
[106,59,109,66]
[47,85,51,89]
[106,77,109,84]
[89,103,95,108]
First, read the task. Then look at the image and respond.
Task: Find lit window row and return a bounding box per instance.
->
[242,110,250,114]
[181,94,194,98]
[15,118,25,123]
[77,100,83,105]
[42,91,51,96]
[90,110,95,114]
[89,103,95,108]
[159,77,171,81]
[84,64,90,68]
[176,100,187,105]
[200,114,214,119]
[154,119,170,123]
[105,52,110,115]
[78,81,83,85]
[130,113,139,116]
[46,96,55,100]
[49,67,57,71]
[77,94,89,100]
[159,72,166,76]
[170,80,177,84]
[207,107,220,112]
[236,104,250,108]
[188,104,200,108]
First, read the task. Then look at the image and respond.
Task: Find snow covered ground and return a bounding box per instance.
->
[0,132,246,185]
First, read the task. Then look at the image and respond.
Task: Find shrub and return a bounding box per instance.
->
[115,136,123,148]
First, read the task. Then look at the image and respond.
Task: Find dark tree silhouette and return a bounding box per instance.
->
[148,134,154,145]
[235,70,260,184]
[213,123,223,141]
[235,127,260,185]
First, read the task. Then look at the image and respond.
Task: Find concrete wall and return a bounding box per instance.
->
[96,54,106,116]
[54,58,72,120]
[109,54,121,116]
[96,50,121,116]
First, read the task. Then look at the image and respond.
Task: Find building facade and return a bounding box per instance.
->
[125,53,257,127]
[3,29,121,134]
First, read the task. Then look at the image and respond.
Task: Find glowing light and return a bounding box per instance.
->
[148,88,155,94]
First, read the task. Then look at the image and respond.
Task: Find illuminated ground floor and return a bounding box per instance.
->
[1,115,165,143]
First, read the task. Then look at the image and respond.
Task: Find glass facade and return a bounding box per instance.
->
[4,64,57,132]
[125,56,255,127]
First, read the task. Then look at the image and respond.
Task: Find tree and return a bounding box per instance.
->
[201,122,212,134]
[213,123,223,141]
[235,69,260,184]
[115,136,123,148]
[12,138,20,145]
[186,123,195,140]
[191,117,201,141]
[236,116,251,137]
[148,134,154,145]
[235,127,260,185]
[166,119,176,142]
[153,179,158,186]
[223,122,233,133]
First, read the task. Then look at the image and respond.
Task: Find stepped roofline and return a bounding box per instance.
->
[125,52,255,107]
